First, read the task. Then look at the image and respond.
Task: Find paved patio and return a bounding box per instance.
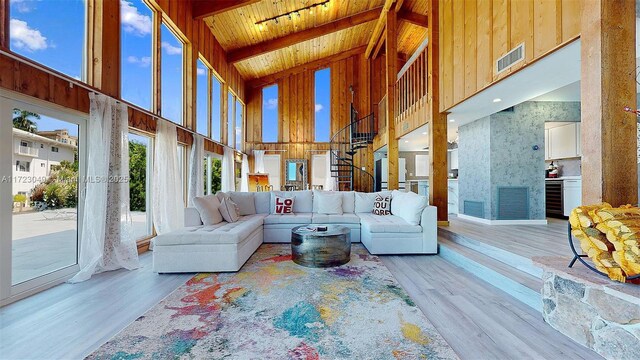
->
[11,211,149,285]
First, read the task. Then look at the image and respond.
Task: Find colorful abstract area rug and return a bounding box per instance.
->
[89,244,458,360]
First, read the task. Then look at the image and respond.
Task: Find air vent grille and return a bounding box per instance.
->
[497,187,529,220]
[496,43,525,74]
[463,200,485,218]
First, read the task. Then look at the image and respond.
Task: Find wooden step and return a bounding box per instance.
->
[438,236,542,312]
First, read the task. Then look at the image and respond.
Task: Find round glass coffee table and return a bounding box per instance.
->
[291,225,351,268]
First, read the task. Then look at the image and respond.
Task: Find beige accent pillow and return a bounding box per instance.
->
[193,195,223,225]
[219,198,240,223]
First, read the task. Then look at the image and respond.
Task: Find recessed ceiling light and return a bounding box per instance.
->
[421,132,427,135]
[449,119,455,122]
[493,98,502,103]
[404,140,409,143]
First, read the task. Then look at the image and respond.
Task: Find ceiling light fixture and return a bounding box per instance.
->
[255,0,330,28]
[449,118,455,122]
[404,140,409,143]
[421,132,427,135]
[493,98,502,103]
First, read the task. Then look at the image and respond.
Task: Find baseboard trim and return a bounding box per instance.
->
[457,214,548,225]
[437,221,450,226]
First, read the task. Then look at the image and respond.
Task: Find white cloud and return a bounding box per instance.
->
[265,98,278,110]
[127,55,151,67]
[10,19,48,51]
[121,0,151,36]
[197,68,206,76]
[161,41,182,55]
[315,103,324,112]
[11,0,35,13]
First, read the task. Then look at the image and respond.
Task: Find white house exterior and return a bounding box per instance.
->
[12,128,76,197]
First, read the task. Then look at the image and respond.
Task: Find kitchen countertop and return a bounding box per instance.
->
[545,176,581,181]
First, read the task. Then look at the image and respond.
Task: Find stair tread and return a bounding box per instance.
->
[438,237,542,292]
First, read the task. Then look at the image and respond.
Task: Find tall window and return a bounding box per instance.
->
[9,0,86,80]
[211,76,222,142]
[235,100,244,151]
[314,68,331,142]
[128,133,152,240]
[262,85,278,142]
[227,91,234,147]
[196,58,209,137]
[160,23,183,124]
[121,0,153,110]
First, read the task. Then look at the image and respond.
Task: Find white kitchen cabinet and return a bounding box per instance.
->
[448,180,459,214]
[449,149,459,170]
[544,129,550,160]
[576,123,581,156]
[549,123,579,160]
[563,179,582,216]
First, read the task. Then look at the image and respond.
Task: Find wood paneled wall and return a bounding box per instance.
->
[245,53,379,192]
[439,0,581,111]
[0,0,245,155]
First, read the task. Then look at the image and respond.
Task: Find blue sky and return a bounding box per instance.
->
[261,68,331,143]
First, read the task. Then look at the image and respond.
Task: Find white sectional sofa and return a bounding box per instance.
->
[152,190,438,273]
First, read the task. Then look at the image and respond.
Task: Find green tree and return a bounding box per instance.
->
[12,109,40,133]
[129,140,147,211]
[211,158,221,194]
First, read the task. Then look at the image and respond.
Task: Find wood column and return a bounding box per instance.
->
[386,9,399,190]
[0,0,9,50]
[86,0,121,98]
[580,0,638,206]
[427,0,447,223]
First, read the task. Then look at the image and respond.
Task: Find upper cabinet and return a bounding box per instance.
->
[546,122,581,160]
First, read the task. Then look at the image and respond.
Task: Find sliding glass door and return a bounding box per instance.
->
[0,94,86,305]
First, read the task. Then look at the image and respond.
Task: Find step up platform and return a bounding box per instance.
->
[438,227,543,312]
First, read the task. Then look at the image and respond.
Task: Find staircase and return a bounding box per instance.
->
[329,105,376,192]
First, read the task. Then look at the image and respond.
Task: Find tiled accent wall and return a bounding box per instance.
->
[458,101,581,220]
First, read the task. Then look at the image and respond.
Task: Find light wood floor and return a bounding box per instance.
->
[445,216,572,259]
[0,246,599,360]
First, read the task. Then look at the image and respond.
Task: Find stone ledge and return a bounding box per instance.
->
[534,256,640,360]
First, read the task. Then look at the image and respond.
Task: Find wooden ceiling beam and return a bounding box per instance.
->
[228,8,382,64]
[192,0,261,20]
[247,45,366,88]
[372,29,386,59]
[398,9,428,28]
[365,0,395,58]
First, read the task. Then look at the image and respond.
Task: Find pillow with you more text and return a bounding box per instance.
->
[274,196,295,214]
[372,194,391,215]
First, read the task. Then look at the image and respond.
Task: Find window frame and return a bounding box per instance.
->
[261,83,279,143]
[210,73,224,143]
[128,130,154,241]
[158,19,186,125]
[195,55,212,138]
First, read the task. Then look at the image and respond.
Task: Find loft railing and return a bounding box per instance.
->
[394,46,428,130]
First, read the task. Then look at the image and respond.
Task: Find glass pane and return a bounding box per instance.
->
[314,68,331,142]
[262,85,278,142]
[211,77,222,142]
[9,0,86,80]
[227,92,234,147]
[121,0,153,110]
[196,59,209,137]
[210,157,221,194]
[128,133,151,240]
[11,109,79,285]
[161,24,183,124]
[235,101,243,151]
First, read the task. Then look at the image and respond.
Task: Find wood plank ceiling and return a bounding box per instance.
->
[202,0,429,81]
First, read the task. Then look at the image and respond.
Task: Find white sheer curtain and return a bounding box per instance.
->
[188,134,204,206]
[152,120,184,234]
[241,154,249,192]
[324,150,337,191]
[253,150,265,173]
[70,93,139,283]
[221,146,235,192]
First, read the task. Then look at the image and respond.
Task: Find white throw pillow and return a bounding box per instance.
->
[193,195,223,225]
[316,192,343,215]
[391,190,427,225]
[219,198,240,223]
[372,194,391,215]
[355,191,391,213]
